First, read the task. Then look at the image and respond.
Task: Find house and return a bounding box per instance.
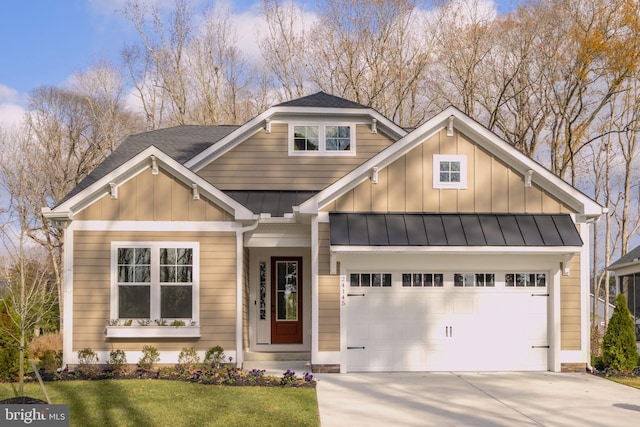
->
[43,92,604,373]
[607,246,640,352]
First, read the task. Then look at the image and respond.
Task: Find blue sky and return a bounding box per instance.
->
[0,0,514,126]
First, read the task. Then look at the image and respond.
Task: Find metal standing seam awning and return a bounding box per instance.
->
[328,213,583,251]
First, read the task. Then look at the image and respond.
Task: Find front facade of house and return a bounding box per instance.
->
[44,92,603,373]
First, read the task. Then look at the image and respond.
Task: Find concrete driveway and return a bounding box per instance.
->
[315,372,640,426]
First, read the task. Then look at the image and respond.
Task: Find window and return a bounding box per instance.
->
[112,242,199,322]
[433,155,467,189]
[402,273,444,287]
[290,123,355,155]
[619,273,640,340]
[454,273,495,287]
[505,273,546,287]
[350,273,392,287]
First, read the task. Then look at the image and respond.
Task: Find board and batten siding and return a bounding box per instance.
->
[325,128,573,214]
[197,123,396,191]
[72,230,237,352]
[75,168,233,222]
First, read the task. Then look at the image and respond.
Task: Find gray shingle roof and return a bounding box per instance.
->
[225,190,318,217]
[276,91,368,109]
[329,213,583,247]
[608,244,640,269]
[57,125,238,206]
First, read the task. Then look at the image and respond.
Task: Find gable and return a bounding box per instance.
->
[197,123,397,191]
[74,167,233,222]
[325,128,573,214]
[303,107,602,218]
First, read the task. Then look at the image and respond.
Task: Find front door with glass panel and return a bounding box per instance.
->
[271,257,303,344]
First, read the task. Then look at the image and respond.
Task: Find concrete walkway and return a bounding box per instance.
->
[315,372,640,426]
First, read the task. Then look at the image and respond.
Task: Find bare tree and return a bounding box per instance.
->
[259,0,308,101]
[0,63,137,330]
[1,186,57,396]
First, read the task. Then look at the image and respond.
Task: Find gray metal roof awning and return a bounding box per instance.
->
[226,190,318,217]
[329,213,583,248]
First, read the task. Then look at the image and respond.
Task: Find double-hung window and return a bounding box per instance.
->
[289,123,356,156]
[112,242,199,322]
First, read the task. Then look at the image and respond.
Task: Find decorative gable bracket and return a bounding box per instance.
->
[192,183,200,200]
[561,253,575,276]
[109,182,118,199]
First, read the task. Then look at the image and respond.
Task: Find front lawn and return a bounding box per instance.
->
[0,380,319,427]
[608,376,640,390]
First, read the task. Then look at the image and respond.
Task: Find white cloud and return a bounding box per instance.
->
[0,84,25,129]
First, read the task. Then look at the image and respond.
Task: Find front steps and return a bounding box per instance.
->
[242,351,311,376]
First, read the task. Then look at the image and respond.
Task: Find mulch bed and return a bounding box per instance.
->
[0,396,48,404]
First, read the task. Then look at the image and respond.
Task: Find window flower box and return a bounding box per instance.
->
[106,326,200,338]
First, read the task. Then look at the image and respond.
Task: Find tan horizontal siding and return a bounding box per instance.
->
[560,253,582,350]
[318,275,340,351]
[327,128,574,214]
[75,168,233,222]
[198,123,396,190]
[318,223,331,276]
[72,230,237,353]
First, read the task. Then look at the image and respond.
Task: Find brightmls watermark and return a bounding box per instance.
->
[1,405,69,426]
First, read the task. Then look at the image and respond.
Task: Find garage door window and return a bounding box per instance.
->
[350,273,392,287]
[402,273,444,287]
[505,273,546,287]
[454,273,495,287]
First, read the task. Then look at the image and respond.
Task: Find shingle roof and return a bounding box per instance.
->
[329,213,583,247]
[608,244,640,269]
[276,91,368,109]
[57,125,238,205]
[225,190,318,217]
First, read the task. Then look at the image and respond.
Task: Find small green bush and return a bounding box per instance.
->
[178,347,200,371]
[107,349,127,372]
[77,348,100,376]
[591,355,606,371]
[39,350,62,374]
[602,294,639,373]
[204,346,225,368]
[139,345,160,370]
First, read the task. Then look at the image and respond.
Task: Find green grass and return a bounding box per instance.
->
[609,376,640,390]
[0,380,319,427]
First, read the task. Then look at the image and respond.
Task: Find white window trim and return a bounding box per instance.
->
[433,154,467,189]
[288,122,357,156]
[108,242,200,338]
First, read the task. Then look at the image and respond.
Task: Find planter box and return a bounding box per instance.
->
[106,326,200,338]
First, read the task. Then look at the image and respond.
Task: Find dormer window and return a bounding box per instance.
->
[289,123,356,156]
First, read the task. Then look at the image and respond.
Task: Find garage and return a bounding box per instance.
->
[346,272,549,371]
[330,212,584,372]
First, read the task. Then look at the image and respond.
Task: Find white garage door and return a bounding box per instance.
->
[346,272,548,372]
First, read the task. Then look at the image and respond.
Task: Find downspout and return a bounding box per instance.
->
[235,218,260,368]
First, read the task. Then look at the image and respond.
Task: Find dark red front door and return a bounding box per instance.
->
[271,257,303,344]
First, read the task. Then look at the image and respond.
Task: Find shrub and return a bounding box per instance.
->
[204,346,225,368]
[77,348,100,376]
[39,350,62,374]
[177,347,200,371]
[107,349,127,373]
[28,332,62,361]
[139,345,160,370]
[602,293,639,373]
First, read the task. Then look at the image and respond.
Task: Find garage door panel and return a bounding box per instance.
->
[347,285,548,372]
